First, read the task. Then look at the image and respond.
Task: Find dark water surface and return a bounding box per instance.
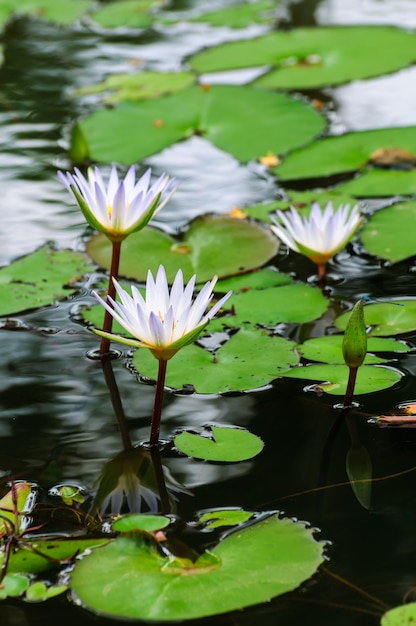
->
[1,1,416,625]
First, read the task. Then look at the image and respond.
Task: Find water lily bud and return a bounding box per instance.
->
[342,300,367,368]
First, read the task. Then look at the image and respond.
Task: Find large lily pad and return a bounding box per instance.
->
[70,514,325,621]
[283,363,402,395]
[359,201,416,262]
[190,27,416,90]
[275,126,416,182]
[336,300,416,336]
[190,0,279,29]
[74,71,195,104]
[0,246,93,316]
[73,84,325,164]
[86,215,279,283]
[134,328,299,393]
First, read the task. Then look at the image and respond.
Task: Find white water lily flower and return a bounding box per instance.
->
[93,265,232,361]
[58,165,178,242]
[270,202,363,267]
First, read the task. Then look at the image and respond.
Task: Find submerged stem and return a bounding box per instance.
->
[149,359,168,447]
[100,240,122,356]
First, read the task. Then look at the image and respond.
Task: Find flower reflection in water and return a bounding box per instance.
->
[93,447,190,517]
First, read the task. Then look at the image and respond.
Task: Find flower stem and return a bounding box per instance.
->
[100,240,122,356]
[149,359,168,447]
[343,366,358,408]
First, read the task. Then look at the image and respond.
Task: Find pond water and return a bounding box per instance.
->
[1,1,416,625]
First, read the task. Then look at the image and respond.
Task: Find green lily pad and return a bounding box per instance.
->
[190,27,416,90]
[382,603,416,626]
[245,191,359,223]
[297,336,409,365]
[0,574,30,599]
[0,246,93,317]
[86,215,279,283]
[90,0,161,29]
[2,538,109,575]
[74,71,195,104]
[212,282,328,329]
[198,509,253,529]
[283,363,402,395]
[74,84,325,164]
[70,513,325,621]
[275,126,416,182]
[360,201,416,263]
[0,0,91,29]
[26,581,67,602]
[216,268,292,292]
[134,328,299,393]
[113,514,170,533]
[191,0,279,28]
[174,426,264,462]
[336,300,416,336]
[337,168,416,198]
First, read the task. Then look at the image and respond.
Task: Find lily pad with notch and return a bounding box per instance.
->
[174,425,264,462]
[72,84,325,164]
[86,214,279,283]
[69,513,326,621]
[133,327,299,394]
[190,26,416,90]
